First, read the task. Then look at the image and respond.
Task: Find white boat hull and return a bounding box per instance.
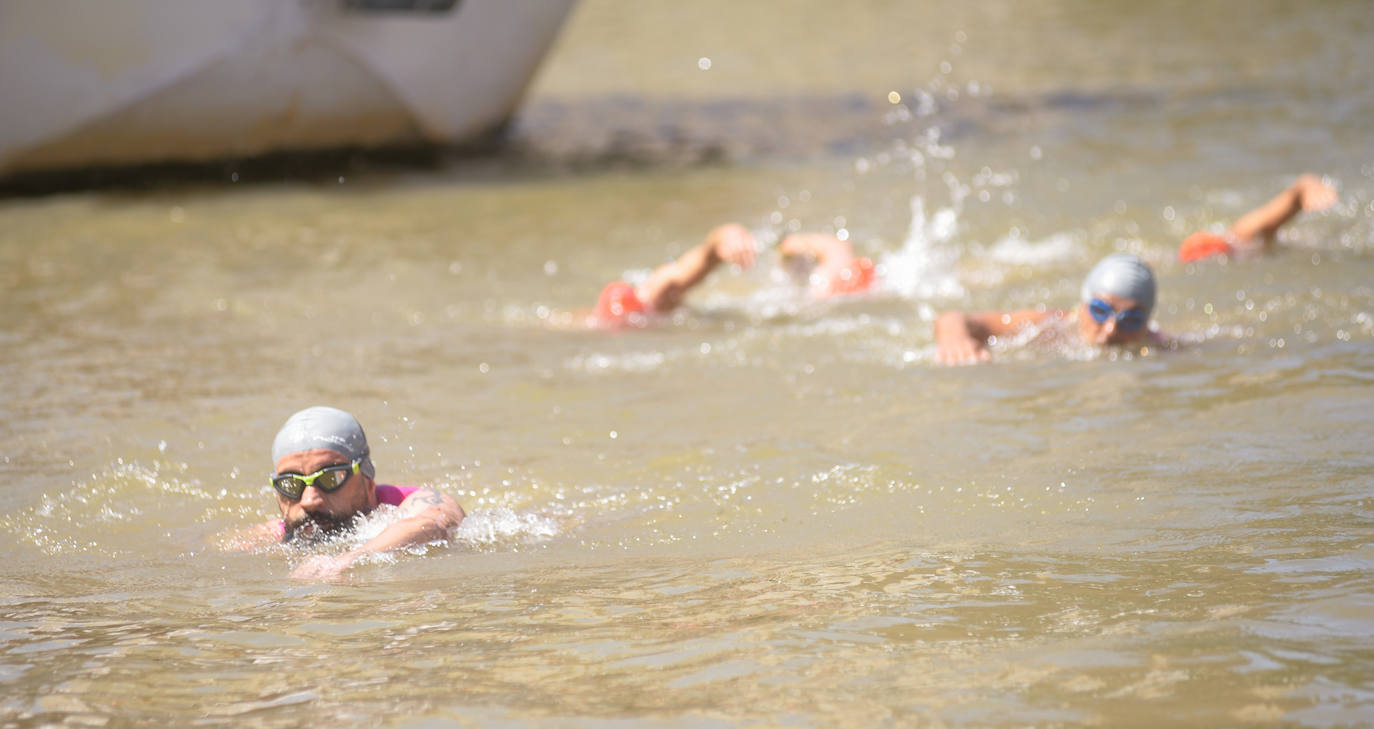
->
[0,0,576,177]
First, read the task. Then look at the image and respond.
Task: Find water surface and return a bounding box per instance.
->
[3,1,1374,726]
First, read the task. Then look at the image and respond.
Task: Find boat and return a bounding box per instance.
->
[0,0,576,179]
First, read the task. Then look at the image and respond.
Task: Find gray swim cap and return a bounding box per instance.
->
[271,406,375,479]
[1080,253,1156,318]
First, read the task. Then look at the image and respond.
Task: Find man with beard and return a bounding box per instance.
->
[229,406,464,578]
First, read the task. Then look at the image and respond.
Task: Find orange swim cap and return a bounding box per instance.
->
[1179,232,1233,262]
[594,281,646,322]
[826,257,876,296]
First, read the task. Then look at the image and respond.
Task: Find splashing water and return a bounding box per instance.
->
[879,195,966,301]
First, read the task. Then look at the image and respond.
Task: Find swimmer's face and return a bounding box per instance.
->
[779,251,815,285]
[273,448,376,537]
[1077,293,1148,346]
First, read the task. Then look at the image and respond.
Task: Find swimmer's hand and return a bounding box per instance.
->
[710,223,758,269]
[291,550,362,580]
[934,311,992,366]
[1295,173,1338,212]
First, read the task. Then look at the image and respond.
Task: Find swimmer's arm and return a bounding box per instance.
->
[1228,174,1337,247]
[290,489,465,579]
[779,233,857,281]
[359,487,465,554]
[934,309,1050,366]
[778,233,856,265]
[638,223,757,312]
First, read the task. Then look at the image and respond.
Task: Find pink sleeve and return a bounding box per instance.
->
[375,484,421,506]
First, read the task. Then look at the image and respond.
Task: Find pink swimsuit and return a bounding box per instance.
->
[375,484,419,505]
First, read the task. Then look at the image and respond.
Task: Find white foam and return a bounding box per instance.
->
[455,507,562,547]
[986,231,1080,266]
[879,195,965,300]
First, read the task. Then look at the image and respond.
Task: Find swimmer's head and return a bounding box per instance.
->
[1080,254,1156,319]
[272,406,375,480]
[1077,254,1156,346]
[1179,231,1232,262]
[594,281,646,323]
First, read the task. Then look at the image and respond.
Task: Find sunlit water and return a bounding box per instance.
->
[3,1,1374,726]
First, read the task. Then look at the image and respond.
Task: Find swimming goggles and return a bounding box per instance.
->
[1086,298,1147,333]
[270,460,360,499]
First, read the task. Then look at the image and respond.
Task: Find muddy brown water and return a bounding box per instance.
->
[3,1,1373,726]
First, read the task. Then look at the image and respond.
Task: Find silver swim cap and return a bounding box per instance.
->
[1080,254,1156,318]
[271,406,375,479]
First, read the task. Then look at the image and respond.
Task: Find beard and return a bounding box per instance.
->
[283,512,357,544]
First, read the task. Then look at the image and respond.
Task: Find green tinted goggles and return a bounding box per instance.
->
[270,460,360,499]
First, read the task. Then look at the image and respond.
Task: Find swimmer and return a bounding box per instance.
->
[593,224,875,325]
[935,253,1161,365]
[1178,174,1338,262]
[223,406,465,579]
[594,223,757,325]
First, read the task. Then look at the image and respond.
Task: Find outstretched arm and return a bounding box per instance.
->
[1228,174,1337,247]
[637,223,757,312]
[778,233,857,267]
[291,488,465,579]
[934,309,1051,366]
[355,488,464,554]
[778,233,861,287]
